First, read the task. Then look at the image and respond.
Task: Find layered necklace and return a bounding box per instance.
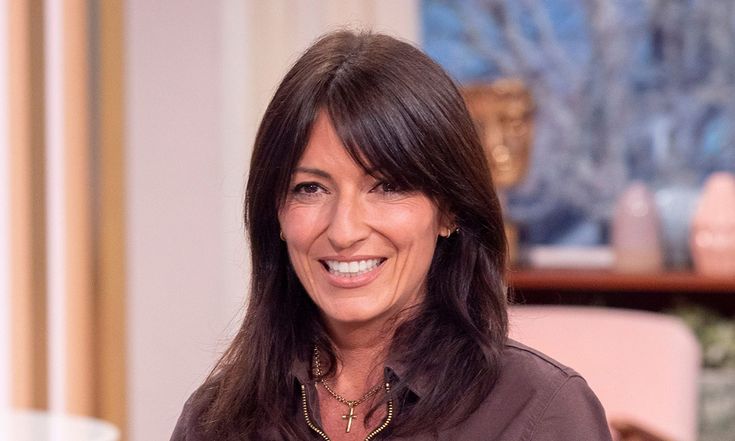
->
[312,347,393,434]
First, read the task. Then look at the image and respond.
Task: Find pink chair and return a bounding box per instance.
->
[509,305,701,441]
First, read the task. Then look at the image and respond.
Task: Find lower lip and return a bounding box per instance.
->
[321,261,385,288]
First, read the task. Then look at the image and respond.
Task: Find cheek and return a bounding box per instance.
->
[280,210,321,286]
[279,205,325,247]
[279,206,330,289]
[373,202,442,252]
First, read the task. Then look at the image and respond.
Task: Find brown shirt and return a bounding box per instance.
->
[171,340,613,440]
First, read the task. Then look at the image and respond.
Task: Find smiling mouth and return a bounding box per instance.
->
[320,258,386,278]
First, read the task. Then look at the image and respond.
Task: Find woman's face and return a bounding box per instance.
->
[279,111,449,330]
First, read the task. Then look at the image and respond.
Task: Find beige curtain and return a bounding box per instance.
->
[9,0,48,411]
[7,0,126,436]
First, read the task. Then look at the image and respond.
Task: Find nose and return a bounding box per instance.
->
[326,192,370,251]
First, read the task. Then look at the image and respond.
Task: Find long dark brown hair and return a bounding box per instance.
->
[191,30,508,439]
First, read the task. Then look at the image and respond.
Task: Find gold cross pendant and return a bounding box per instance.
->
[342,405,357,433]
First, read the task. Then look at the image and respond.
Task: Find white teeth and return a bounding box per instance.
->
[324,258,383,277]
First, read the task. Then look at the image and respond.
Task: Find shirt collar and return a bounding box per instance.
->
[290,352,429,399]
[384,355,430,398]
[291,354,313,387]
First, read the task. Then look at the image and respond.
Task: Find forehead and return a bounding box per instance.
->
[312,108,339,137]
[300,111,345,159]
[294,111,373,175]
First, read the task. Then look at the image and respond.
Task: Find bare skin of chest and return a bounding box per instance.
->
[317,388,386,441]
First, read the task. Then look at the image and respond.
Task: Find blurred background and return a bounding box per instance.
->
[0,1,733,441]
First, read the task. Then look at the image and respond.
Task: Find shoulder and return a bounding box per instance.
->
[500,339,582,388]
[170,384,217,441]
[495,340,613,440]
[490,339,595,418]
[170,392,196,441]
[440,340,612,440]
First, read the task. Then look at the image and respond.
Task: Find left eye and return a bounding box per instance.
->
[377,181,399,192]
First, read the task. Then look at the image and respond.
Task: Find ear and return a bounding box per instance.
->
[439,211,457,238]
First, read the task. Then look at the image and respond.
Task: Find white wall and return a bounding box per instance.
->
[126,1,230,440]
[125,1,418,440]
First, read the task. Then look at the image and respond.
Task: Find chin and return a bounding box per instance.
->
[321,300,389,326]
[325,309,381,325]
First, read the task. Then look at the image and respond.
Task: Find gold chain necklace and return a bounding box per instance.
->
[312,347,387,433]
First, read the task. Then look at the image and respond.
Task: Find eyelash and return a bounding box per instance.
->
[289,180,406,197]
[373,181,403,193]
[291,182,326,195]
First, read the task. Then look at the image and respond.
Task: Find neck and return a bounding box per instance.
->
[322,319,394,396]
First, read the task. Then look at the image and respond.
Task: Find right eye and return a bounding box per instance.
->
[291,182,327,196]
[296,183,318,193]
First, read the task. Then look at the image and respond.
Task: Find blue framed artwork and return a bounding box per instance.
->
[422,0,735,247]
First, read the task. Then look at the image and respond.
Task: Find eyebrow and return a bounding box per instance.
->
[293,167,332,179]
[293,165,382,180]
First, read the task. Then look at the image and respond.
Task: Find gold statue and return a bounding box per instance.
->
[463,79,535,263]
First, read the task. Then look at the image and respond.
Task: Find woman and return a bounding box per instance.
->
[171,30,612,440]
